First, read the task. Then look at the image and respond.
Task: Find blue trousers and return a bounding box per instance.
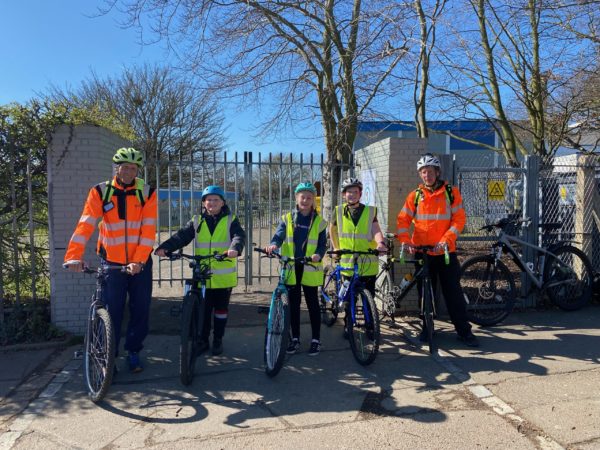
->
[102,257,153,354]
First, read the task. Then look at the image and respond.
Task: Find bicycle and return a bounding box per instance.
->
[373,232,402,321]
[65,263,128,402]
[254,247,312,377]
[459,217,594,326]
[320,249,381,365]
[164,251,230,386]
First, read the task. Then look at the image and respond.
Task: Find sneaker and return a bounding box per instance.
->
[196,340,209,355]
[458,333,480,348]
[212,338,223,356]
[127,352,143,373]
[308,340,321,356]
[286,338,300,354]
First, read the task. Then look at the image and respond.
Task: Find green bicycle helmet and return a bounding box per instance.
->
[113,147,144,167]
[294,182,317,195]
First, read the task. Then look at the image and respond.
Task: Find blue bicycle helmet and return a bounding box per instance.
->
[294,182,317,195]
[201,185,225,201]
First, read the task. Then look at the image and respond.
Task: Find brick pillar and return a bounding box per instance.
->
[355,137,427,311]
[48,125,128,334]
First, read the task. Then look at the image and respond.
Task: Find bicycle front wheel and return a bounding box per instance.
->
[422,278,435,354]
[180,292,202,386]
[460,255,516,326]
[320,266,339,326]
[348,288,380,366]
[84,307,115,403]
[544,245,593,311]
[264,289,290,377]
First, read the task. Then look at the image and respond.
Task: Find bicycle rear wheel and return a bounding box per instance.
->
[460,255,516,326]
[375,271,396,318]
[84,307,115,403]
[544,245,593,311]
[320,266,339,326]
[422,278,435,354]
[348,288,380,366]
[264,289,290,377]
[180,292,202,386]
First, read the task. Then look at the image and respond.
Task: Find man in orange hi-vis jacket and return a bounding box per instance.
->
[396,153,479,348]
[64,147,157,372]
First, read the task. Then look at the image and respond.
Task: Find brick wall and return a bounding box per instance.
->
[48,125,128,334]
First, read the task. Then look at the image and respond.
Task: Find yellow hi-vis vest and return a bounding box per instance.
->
[280,212,326,286]
[193,213,237,288]
[335,204,378,276]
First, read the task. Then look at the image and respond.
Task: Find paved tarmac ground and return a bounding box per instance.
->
[0,299,599,450]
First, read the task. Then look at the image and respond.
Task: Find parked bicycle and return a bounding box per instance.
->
[65,263,128,402]
[254,247,312,377]
[163,251,230,386]
[459,217,594,326]
[373,232,402,321]
[320,249,381,365]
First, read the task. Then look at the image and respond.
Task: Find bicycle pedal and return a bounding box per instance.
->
[170,305,182,317]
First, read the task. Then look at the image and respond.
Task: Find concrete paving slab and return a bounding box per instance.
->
[0,349,55,400]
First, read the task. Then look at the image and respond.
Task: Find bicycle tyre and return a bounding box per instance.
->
[460,255,516,326]
[375,271,395,318]
[84,307,115,403]
[544,244,593,311]
[422,278,435,354]
[180,292,202,386]
[348,288,380,366]
[320,266,339,326]
[264,289,291,377]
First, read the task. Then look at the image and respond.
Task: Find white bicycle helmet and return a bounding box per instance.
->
[416,153,441,171]
[341,177,363,192]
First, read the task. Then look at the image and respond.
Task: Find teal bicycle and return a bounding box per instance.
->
[254,247,311,377]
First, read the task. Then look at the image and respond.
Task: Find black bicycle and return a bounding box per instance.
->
[164,251,229,386]
[66,263,128,402]
[397,244,451,354]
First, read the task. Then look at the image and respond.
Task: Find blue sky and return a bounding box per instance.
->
[0,1,323,155]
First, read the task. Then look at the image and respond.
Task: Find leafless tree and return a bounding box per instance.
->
[48,64,226,185]
[101,0,413,216]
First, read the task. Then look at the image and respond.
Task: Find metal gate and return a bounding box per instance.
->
[151,151,350,289]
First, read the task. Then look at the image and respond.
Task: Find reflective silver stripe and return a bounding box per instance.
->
[401,207,414,218]
[303,265,321,272]
[142,218,156,226]
[283,214,294,244]
[103,222,125,231]
[211,267,236,275]
[339,232,371,239]
[79,215,98,225]
[449,226,460,237]
[71,234,88,244]
[340,255,378,264]
[139,237,155,246]
[414,212,451,221]
[102,236,127,246]
[451,203,463,214]
[127,220,142,228]
[397,228,409,234]
[196,241,229,248]
[307,239,318,245]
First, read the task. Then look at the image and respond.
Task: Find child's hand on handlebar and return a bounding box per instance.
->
[226,249,239,258]
[264,245,278,255]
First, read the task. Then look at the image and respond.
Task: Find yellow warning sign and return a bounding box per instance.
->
[487,180,505,201]
[559,186,567,201]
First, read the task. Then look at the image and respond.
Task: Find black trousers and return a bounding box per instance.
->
[201,287,232,341]
[417,252,471,337]
[286,265,321,341]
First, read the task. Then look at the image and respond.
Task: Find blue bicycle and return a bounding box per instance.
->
[254,247,311,377]
[320,249,381,366]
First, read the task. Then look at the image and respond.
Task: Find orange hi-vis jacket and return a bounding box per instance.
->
[64,177,157,265]
[396,181,466,254]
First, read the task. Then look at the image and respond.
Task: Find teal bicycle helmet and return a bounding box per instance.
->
[294,182,317,195]
[201,185,225,201]
[113,147,144,167]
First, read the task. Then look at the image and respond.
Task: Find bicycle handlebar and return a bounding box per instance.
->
[162,251,230,263]
[399,243,450,265]
[253,247,312,264]
[480,217,531,232]
[326,249,382,256]
[62,263,128,275]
